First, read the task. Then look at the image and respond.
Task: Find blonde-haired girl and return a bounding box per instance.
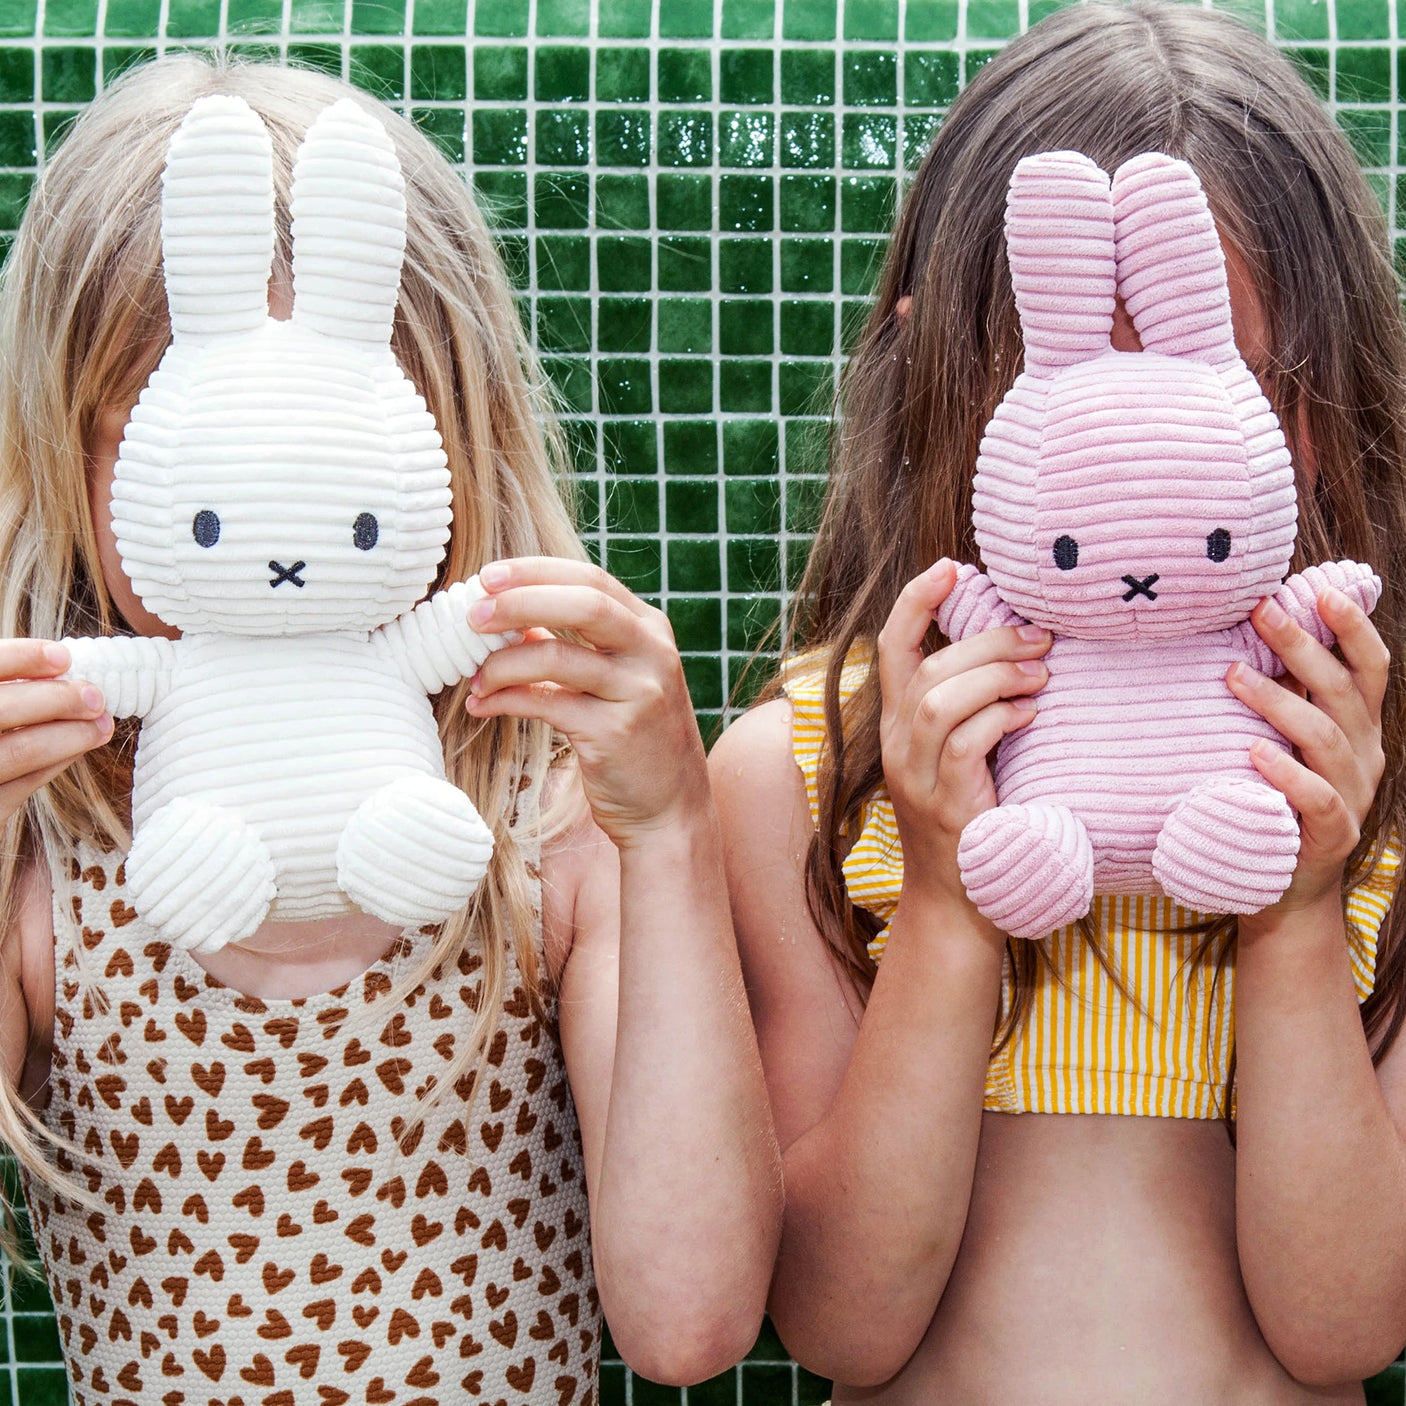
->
[713,2,1406,1399]
[0,53,780,1402]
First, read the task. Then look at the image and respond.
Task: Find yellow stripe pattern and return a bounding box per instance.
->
[783,651,1400,1119]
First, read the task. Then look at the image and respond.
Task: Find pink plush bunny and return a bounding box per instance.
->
[935,150,1380,940]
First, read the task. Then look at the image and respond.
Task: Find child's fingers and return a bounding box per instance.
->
[0,639,72,683]
[876,560,958,705]
[0,717,113,792]
[478,557,650,618]
[469,638,627,704]
[468,584,640,650]
[900,625,1050,715]
[0,677,108,732]
[1249,739,1359,856]
[463,679,592,735]
[939,699,1038,784]
[1253,597,1369,734]
[1318,586,1391,720]
[907,659,1047,749]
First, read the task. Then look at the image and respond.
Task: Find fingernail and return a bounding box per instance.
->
[1016,624,1048,643]
[1013,697,1038,712]
[468,671,482,696]
[1016,659,1046,676]
[928,559,952,579]
[469,599,494,627]
[80,685,104,712]
[43,643,68,669]
[501,629,525,645]
[1320,586,1348,613]
[479,562,509,589]
[1260,598,1287,629]
[95,713,113,738]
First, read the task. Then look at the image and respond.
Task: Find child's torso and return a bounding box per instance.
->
[27,838,601,1406]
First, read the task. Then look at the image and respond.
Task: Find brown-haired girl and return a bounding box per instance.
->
[0,54,781,1401]
[712,3,1406,1398]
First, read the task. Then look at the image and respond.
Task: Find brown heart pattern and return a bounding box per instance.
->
[23,835,599,1403]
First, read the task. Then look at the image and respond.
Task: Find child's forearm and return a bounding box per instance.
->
[1234,898,1406,1384]
[769,887,1005,1384]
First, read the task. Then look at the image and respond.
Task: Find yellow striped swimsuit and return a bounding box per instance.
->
[784,651,1400,1118]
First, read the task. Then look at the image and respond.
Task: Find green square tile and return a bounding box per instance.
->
[13,1312,62,1360]
[904,0,956,38]
[287,40,343,72]
[475,108,528,163]
[967,0,1019,37]
[781,239,833,291]
[600,0,652,34]
[411,45,467,100]
[42,108,78,157]
[841,296,872,352]
[659,235,712,289]
[1365,170,1389,211]
[665,420,718,473]
[1028,0,1063,17]
[668,595,722,649]
[351,44,403,100]
[598,235,653,289]
[683,653,724,707]
[745,1320,790,1359]
[166,0,222,31]
[721,299,774,354]
[103,0,160,35]
[1336,47,1390,101]
[497,233,529,287]
[720,362,773,414]
[0,113,33,166]
[780,359,835,414]
[535,171,589,227]
[1275,0,1328,36]
[724,0,775,36]
[906,50,957,106]
[1292,46,1330,97]
[413,0,468,31]
[660,0,714,35]
[964,48,998,83]
[1364,1364,1406,1406]
[781,49,834,105]
[536,108,589,164]
[475,45,527,98]
[1339,0,1388,35]
[660,358,715,411]
[1339,107,1390,164]
[597,173,650,228]
[607,478,660,532]
[841,237,885,293]
[841,175,896,231]
[607,536,662,592]
[689,1370,739,1406]
[0,0,38,37]
[722,48,774,102]
[785,417,829,473]
[289,0,343,29]
[351,0,404,31]
[658,49,711,102]
[102,45,154,79]
[785,473,827,532]
[597,111,652,166]
[721,111,775,167]
[544,356,593,410]
[658,173,713,229]
[781,174,836,230]
[537,296,592,351]
[904,111,943,167]
[537,234,591,289]
[475,169,528,226]
[575,474,602,532]
[563,418,597,474]
[658,299,711,353]
[658,111,713,165]
[843,112,897,169]
[40,46,95,102]
[670,538,722,589]
[476,0,529,34]
[536,45,589,100]
[231,40,282,60]
[726,479,781,534]
[538,0,590,32]
[727,536,781,590]
[783,0,836,39]
[844,0,898,38]
[599,296,652,351]
[598,46,650,101]
[43,0,96,34]
[720,238,772,292]
[599,359,652,414]
[844,50,897,104]
[780,299,834,354]
[780,111,835,167]
[728,591,781,647]
[720,174,774,231]
[14,1370,68,1406]
[0,50,34,102]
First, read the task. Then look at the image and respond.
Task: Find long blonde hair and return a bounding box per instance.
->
[0,53,584,1202]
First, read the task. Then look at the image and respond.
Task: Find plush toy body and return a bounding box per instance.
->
[936,150,1380,940]
[62,95,506,955]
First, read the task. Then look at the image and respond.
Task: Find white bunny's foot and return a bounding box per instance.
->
[337,774,495,927]
[958,803,1094,939]
[127,799,276,954]
[1153,779,1298,913]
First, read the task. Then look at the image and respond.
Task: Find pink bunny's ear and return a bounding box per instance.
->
[1004,150,1115,377]
[1111,152,1237,368]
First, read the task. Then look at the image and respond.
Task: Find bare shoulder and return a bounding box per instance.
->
[708,696,809,854]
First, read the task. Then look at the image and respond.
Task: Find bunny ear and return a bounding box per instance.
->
[291,99,406,346]
[1111,152,1237,367]
[1004,151,1115,376]
[161,94,274,341]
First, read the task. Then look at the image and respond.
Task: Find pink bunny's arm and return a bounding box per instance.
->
[1229,560,1382,677]
[60,635,177,719]
[372,576,511,693]
[934,563,1028,642]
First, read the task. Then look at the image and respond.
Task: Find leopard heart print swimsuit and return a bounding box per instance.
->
[25,828,600,1406]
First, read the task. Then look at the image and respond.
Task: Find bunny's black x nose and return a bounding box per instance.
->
[269,560,306,589]
[1121,573,1159,602]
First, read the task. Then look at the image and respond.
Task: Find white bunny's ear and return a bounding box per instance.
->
[291,99,406,346]
[1111,152,1237,368]
[161,94,274,340]
[1004,151,1115,376]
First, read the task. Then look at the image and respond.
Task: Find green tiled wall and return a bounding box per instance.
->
[1,0,1404,1401]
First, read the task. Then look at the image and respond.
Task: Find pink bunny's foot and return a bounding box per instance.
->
[1152,779,1298,913]
[958,803,1095,940]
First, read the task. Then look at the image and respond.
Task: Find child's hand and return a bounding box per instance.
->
[1228,587,1389,914]
[0,641,114,824]
[878,560,1049,907]
[464,558,709,848]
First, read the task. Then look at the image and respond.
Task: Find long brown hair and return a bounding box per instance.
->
[784,1,1406,1063]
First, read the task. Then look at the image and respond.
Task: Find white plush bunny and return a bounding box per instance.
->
[63,94,508,955]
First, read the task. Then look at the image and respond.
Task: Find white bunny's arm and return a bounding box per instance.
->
[1230,560,1382,676]
[61,635,177,719]
[372,577,510,693]
[935,563,1027,641]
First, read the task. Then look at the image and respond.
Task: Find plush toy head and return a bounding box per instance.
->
[112,94,451,637]
[972,150,1298,641]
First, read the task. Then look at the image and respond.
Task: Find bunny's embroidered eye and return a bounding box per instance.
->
[353,513,379,551]
[1206,528,1231,563]
[1052,535,1079,571]
[192,510,220,548]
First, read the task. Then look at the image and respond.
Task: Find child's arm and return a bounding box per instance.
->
[935,561,1027,640]
[370,577,511,691]
[463,557,782,1386]
[61,634,176,719]
[1228,560,1381,675]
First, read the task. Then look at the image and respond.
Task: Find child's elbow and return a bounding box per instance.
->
[1270,1324,1406,1388]
[612,1300,764,1386]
